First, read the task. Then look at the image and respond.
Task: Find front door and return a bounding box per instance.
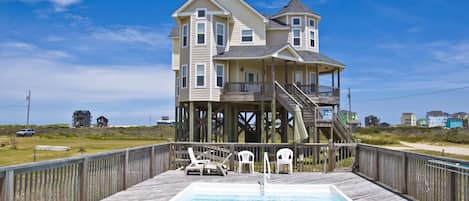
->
[244,72,258,92]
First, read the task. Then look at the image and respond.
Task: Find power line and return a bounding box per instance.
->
[357,85,469,102]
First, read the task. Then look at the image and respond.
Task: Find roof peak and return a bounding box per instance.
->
[273,0,319,18]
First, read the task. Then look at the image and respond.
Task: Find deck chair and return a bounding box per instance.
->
[276,148,293,174]
[185,147,232,176]
[185,147,210,176]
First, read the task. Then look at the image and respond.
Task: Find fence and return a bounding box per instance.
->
[0,144,170,201]
[357,144,469,201]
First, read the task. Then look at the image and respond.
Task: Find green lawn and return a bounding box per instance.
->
[0,126,174,166]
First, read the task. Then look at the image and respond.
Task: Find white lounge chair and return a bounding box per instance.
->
[276,148,293,174]
[237,150,255,174]
[185,147,232,176]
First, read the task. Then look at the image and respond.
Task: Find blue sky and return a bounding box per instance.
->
[0,0,468,125]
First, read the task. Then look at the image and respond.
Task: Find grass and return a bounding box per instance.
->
[353,127,469,145]
[0,126,174,166]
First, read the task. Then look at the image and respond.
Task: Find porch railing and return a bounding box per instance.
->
[223,82,271,94]
[295,84,340,97]
[1,142,467,201]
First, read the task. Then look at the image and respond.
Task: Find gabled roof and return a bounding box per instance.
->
[272,0,320,18]
[213,44,303,62]
[297,51,345,68]
[172,0,231,18]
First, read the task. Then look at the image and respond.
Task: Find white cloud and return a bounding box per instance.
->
[0,41,174,103]
[14,0,80,12]
[90,27,171,48]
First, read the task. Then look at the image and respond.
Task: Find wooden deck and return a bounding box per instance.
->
[103,170,406,201]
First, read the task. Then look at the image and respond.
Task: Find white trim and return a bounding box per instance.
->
[292,28,302,47]
[196,8,207,19]
[209,15,213,99]
[240,29,254,43]
[272,12,321,20]
[172,0,230,18]
[196,22,206,46]
[215,63,225,88]
[181,24,188,48]
[181,64,188,89]
[195,63,206,88]
[291,17,302,27]
[309,30,315,48]
[215,22,225,47]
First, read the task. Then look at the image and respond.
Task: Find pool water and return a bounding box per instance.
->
[170,183,352,201]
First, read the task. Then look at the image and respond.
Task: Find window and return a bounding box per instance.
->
[309,19,315,27]
[196,8,206,19]
[216,23,225,47]
[182,24,188,48]
[196,22,205,45]
[241,29,253,42]
[292,17,301,26]
[216,64,224,87]
[310,31,315,48]
[293,29,301,47]
[196,64,205,87]
[181,65,188,88]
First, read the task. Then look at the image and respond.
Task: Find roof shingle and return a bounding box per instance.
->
[273,0,319,17]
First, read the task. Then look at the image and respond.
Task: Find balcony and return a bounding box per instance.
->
[221,82,272,101]
[292,84,340,105]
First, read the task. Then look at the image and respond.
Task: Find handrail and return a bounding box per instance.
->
[291,83,320,108]
[274,81,302,107]
[263,152,271,177]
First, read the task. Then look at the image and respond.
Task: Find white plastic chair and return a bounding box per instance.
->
[185,147,210,175]
[238,150,255,174]
[276,148,293,174]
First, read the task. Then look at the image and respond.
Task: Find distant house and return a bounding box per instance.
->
[401,113,416,127]
[452,112,468,128]
[379,122,391,128]
[364,115,380,128]
[339,110,361,131]
[157,116,175,126]
[426,111,449,128]
[416,119,428,128]
[446,118,463,129]
[97,116,109,127]
[73,110,92,128]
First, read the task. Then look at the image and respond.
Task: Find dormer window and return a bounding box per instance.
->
[292,17,301,26]
[196,8,207,19]
[241,29,253,42]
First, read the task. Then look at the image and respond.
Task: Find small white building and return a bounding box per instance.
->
[401,113,416,127]
[426,111,449,128]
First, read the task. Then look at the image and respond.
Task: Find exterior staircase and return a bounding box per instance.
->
[274,82,353,142]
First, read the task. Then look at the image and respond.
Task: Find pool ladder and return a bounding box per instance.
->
[259,152,271,193]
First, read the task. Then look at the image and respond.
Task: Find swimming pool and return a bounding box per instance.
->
[169,182,352,201]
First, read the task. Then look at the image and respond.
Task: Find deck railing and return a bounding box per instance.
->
[295,84,340,97]
[356,144,469,201]
[223,82,272,95]
[1,142,468,201]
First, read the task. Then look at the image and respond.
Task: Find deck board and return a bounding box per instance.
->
[103,171,406,201]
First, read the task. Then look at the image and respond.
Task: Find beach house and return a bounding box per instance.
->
[170,0,350,143]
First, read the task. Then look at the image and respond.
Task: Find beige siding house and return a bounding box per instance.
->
[170,0,350,143]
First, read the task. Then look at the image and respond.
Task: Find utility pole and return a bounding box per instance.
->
[149,115,152,127]
[347,88,352,131]
[26,90,31,127]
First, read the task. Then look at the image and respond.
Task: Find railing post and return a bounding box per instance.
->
[353,144,359,172]
[327,140,336,172]
[229,144,235,171]
[1,170,14,201]
[168,143,173,170]
[150,146,155,177]
[374,148,380,181]
[401,152,408,194]
[79,158,88,201]
[447,167,457,201]
[123,149,129,190]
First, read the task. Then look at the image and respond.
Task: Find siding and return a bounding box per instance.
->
[217,0,266,46]
[266,30,289,46]
[180,0,222,13]
[190,14,211,101]
[285,15,320,53]
[179,18,190,102]
[172,39,180,70]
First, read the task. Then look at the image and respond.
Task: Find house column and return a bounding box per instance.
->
[271,57,277,143]
[223,104,231,142]
[284,61,288,85]
[207,102,212,142]
[281,107,288,143]
[189,102,195,142]
[315,64,319,97]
